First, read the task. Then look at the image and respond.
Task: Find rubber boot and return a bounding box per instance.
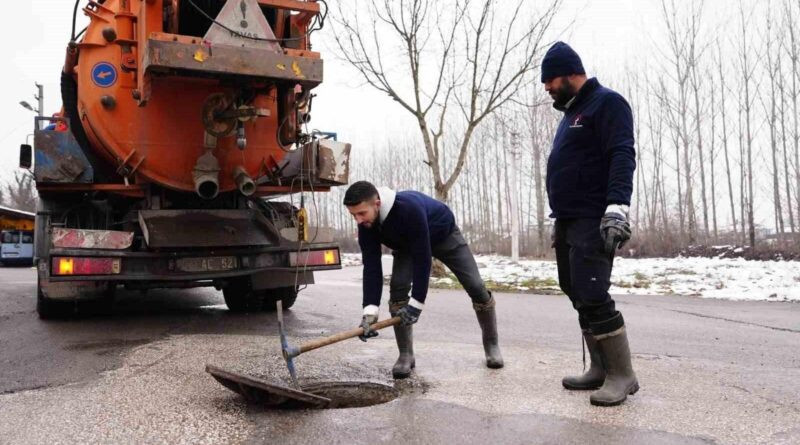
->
[562,330,606,390]
[389,299,415,379]
[589,326,639,406]
[473,295,504,369]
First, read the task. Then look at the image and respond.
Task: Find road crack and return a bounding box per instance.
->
[622,302,800,333]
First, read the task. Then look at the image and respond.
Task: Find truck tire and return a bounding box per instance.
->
[222,278,263,312]
[261,286,298,311]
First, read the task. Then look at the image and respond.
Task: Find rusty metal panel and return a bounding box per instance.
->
[316,139,351,185]
[138,209,280,248]
[143,38,323,86]
[51,228,134,250]
[33,129,94,183]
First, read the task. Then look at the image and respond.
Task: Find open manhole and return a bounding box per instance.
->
[301,381,399,409]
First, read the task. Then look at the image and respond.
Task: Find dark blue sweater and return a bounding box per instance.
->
[359,191,456,308]
[546,78,636,218]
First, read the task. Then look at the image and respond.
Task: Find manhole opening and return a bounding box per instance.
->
[299,381,398,409]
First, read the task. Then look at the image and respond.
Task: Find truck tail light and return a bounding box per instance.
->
[289,249,340,267]
[52,257,121,276]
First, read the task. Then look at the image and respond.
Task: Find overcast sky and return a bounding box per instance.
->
[0,0,669,184]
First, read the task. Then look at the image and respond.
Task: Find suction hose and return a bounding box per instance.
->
[192,150,220,199]
[233,166,256,196]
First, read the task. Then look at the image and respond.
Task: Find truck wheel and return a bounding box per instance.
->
[222,278,263,312]
[261,286,299,311]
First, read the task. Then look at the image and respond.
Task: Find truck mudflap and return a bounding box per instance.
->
[45,243,341,282]
[137,209,280,248]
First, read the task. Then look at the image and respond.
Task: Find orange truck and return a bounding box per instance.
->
[19,0,350,318]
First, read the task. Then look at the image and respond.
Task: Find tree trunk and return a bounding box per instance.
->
[710,79,719,241]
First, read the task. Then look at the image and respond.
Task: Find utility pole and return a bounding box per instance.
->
[20,83,44,129]
[35,83,44,129]
[510,130,520,262]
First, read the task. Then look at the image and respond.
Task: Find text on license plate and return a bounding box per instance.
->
[176,256,237,273]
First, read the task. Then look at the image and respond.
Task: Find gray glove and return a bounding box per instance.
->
[600,205,631,254]
[396,305,421,326]
[359,314,379,342]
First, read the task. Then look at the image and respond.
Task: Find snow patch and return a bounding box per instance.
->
[341,253,800,302]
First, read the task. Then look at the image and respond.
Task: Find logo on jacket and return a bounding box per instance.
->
[569,114,583,128]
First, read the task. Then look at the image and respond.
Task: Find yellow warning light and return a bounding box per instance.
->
[324,250,336,265]
[58,258,74,275]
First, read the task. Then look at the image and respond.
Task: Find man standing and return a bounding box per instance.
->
[343,181,503,378]
[541,42,639,406]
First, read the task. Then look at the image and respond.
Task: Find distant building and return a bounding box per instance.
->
[0,205,35,231]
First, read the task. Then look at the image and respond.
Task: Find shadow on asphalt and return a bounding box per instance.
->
[38,287,318,339]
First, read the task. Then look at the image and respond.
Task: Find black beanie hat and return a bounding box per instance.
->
[540,41,585,83]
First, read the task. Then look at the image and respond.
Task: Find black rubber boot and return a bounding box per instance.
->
[562,330,606,390]
[390,299,415,379]
[473,295,504,369]
[590,326,639,406]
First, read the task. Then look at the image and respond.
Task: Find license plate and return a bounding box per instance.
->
[176,256,237,273]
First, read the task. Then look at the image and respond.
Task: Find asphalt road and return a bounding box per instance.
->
[0,263,798,445]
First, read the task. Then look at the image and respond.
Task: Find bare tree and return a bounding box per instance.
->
[2,171,37,213]
[659,0,704,243]
[686,4,711,241]
[527,96,551,254]
[708,67,719,240]
[715,40,739,240]
[330,0,562,202]
[784,0,800,233]
[735,0,759,247]
[761,7,785,235]
[779,2,796,233]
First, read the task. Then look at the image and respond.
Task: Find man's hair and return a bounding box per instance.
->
[343,181,379,206]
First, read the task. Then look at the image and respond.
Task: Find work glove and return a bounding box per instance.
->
[359,313,379,342]
[396,305,421,326]
[600,204,632,255]
[550,224,557,248]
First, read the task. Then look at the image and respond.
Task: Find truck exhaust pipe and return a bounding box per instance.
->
[193,151,220,200]
[233,166,256,196]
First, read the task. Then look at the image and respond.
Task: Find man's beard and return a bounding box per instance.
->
[552,80,575,109]
[359,217,378,229]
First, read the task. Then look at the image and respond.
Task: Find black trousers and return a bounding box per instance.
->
[554,218,624,335]
[389,228,490,305]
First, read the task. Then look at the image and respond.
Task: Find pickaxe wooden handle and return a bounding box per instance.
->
[283,316,402,360]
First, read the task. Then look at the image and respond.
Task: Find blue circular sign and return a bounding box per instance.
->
[91,62,117,88]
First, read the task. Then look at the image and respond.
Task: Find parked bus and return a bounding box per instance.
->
[0,229,34,265]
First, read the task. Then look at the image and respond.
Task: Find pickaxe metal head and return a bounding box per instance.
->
[276,300,300,388]
[277,314,403,385]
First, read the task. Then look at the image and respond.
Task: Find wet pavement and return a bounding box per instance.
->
[0,263,798,444]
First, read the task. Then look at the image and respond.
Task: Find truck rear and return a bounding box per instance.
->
[19,0,350,318]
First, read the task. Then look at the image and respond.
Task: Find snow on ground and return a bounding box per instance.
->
[341,253,800,302]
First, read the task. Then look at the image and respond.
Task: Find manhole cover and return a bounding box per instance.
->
[207,365,398,409]
[301,381,399,409]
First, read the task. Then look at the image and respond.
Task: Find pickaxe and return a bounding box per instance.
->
[277,299,401,387]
